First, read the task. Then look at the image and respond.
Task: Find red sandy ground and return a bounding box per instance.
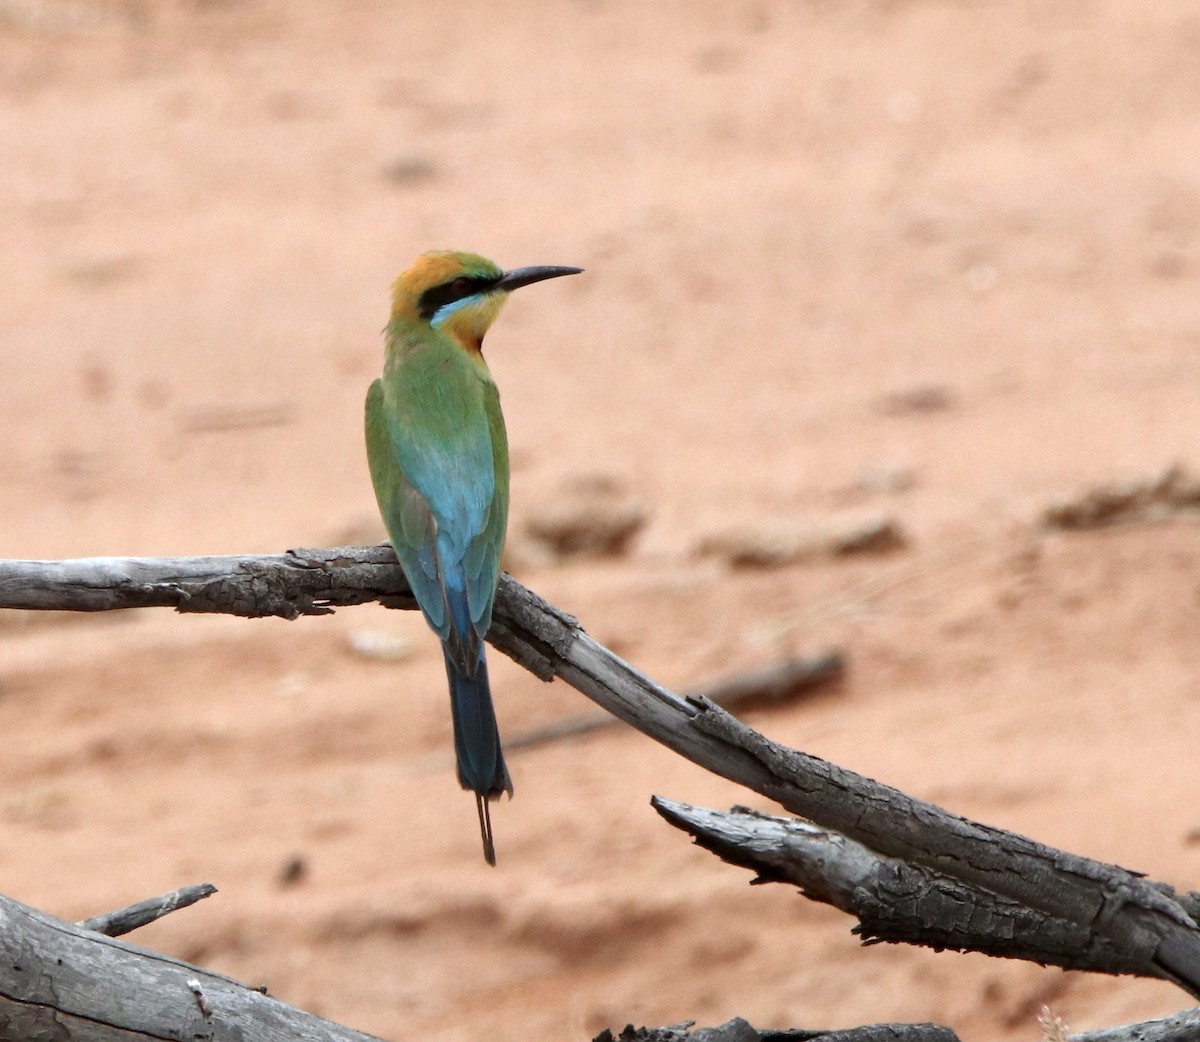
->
[3,2,1200,1039]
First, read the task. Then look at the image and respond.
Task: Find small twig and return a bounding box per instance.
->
[507,652,844,752]
[78,883,217,937]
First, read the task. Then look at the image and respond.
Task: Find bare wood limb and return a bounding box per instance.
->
[794,1030,959,1042]
[0,890,387,1042]
[652,799,1157,976]
[600,1011,1200,1042]
[77,883,218,938]
[684,651,845,706]
[680,699,1200,995]
[1069,1006,1200,1042]
[595,1019,960,1042]
[0,547,412,618]
[3,549,1200,997]
[507,652,844,752]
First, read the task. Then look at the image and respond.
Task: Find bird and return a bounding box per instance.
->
[365,250,583,865]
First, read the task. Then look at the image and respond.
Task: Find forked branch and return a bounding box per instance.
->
[3,547,1200,1003]
[651,800,1175,975]
[0,890,385,1042]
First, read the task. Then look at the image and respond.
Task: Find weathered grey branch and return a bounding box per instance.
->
[652,800,1160,976]
[507,652,844,752]
[77,883,218,938]
[594,1019,960,1042]
[685,651,846,705]
[596,1013,1200,1042]
[1069,1006,1200,1042]
[3,548,1200,1000]
[0,891,387,1042]
[681,702,1200,994]
[780,1030,958,1042]
[0,547,413,617]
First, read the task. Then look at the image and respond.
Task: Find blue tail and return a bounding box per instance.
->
[443,645,512,866]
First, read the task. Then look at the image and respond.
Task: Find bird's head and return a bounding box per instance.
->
[390,250,582,351]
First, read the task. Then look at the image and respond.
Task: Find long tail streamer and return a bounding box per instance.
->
[476,794,496,866]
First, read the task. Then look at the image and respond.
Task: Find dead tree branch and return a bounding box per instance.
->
[507,651,844,752]
[1069,1006,1200,1041]
[0,890,386,1042]
[652,800,1163,976]
[0,547,412,617]
[3,548,1200,1000]
[595,1019,960,1042]
[77,883,218,938]
[598,1011,1200,1042]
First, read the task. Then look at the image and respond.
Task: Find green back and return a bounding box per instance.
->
[365,330,509,662]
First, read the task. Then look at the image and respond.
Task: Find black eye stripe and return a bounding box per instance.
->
[418,276,497,320]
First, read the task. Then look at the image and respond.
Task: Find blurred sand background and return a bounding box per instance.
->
[3,1,1200,1039]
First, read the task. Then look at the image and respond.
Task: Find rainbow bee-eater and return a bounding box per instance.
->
[365,250,582,865]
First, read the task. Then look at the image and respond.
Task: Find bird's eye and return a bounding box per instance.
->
[451,277,471,294]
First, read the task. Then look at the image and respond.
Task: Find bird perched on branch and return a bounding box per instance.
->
[365,250,582,865]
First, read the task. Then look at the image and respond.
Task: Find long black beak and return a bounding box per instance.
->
[494,265,583,292]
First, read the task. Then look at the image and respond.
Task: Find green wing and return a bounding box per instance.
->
[365,373,508,653]
[365,378,453,639]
